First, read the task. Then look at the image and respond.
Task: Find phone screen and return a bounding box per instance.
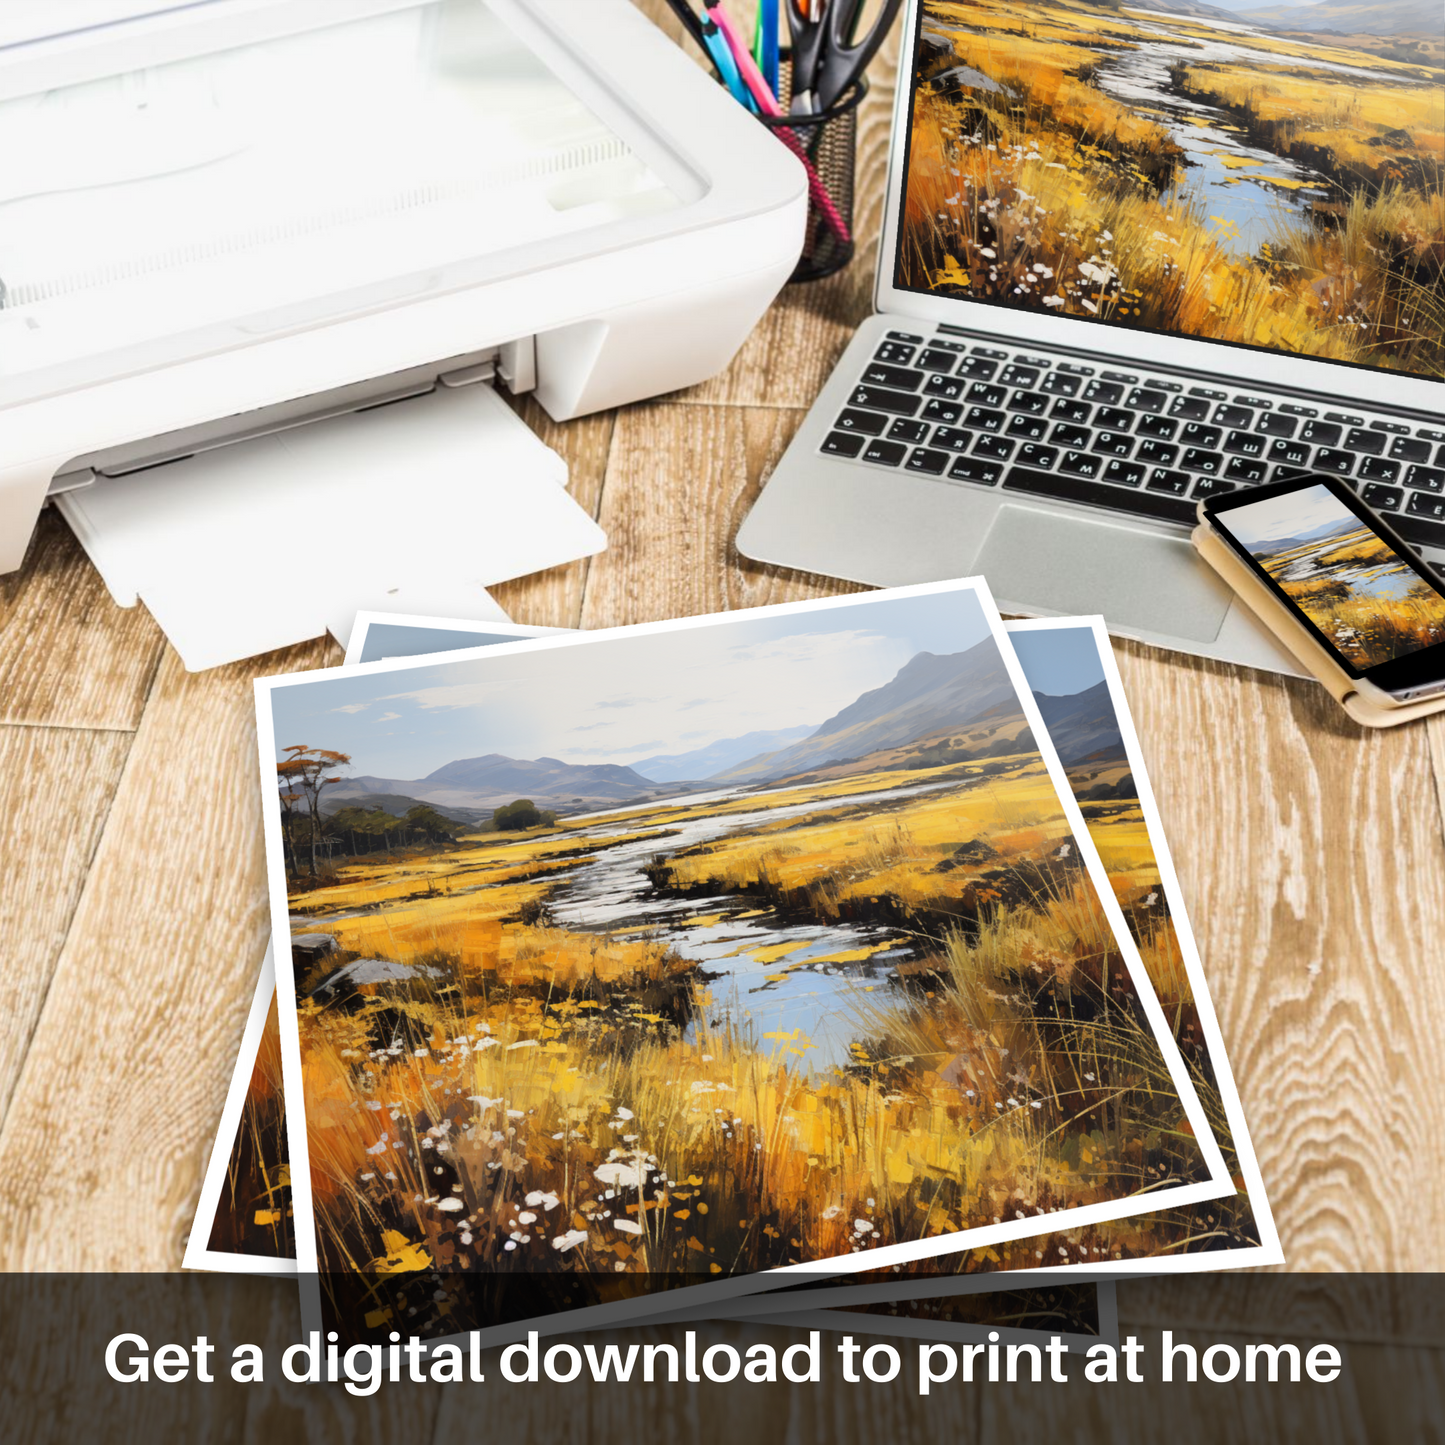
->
[1206,476,1445,688]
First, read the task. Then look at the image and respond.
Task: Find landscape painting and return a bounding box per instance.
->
[898,0,1444,376]
[257,587,1222,1341]
[1223,481,1445,665]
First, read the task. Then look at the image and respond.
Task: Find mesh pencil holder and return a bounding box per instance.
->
[758,62,867,284]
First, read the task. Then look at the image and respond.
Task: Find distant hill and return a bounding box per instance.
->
[1250,516,1360,555]
[1031,682,1126,767]
[714,642,1019,782]
[630,725,818,783]
[325,754,662,811]
[317,792,488,825]
[1235,0,1438,34]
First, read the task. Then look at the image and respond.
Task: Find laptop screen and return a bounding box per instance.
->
[891,0,1444,382]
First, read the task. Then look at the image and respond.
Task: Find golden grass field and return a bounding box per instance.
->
[904,0,1444,375]
[268,745,1222,1339]
[1256,524,1445,668]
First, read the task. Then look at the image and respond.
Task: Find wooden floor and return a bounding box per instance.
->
[1,5,1442,1440]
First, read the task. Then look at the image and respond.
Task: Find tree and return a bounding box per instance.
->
[404,805,465,845]
[491,798,555,832]
[277,745,352,878]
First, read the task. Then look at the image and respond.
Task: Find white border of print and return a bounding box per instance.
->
[183,942,293,1279]
[342,613,569,666]
[254,579,1232,1344]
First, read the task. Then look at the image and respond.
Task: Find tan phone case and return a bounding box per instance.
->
[1192,521,1445,729]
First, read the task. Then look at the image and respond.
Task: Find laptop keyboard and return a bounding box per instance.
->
[822,330,1445,553]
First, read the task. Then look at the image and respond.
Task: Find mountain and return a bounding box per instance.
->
[1114,0,1243,20]
[714,642,1019,782]
[1031,682,1125,767]
[323,754,661,811]
[1251,516,1359,554]
[630,725,819,783]
[1235,0,1438,33]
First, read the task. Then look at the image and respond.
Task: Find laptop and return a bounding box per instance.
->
[737,0,1445,674]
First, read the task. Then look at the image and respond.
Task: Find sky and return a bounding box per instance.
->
[1219,483,1355,549]
[268,590,997,781]
[1009,625,1108,699]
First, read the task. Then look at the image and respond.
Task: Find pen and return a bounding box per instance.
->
[699,12,756,110]
[754,0,780,98]
[662,0,707,51]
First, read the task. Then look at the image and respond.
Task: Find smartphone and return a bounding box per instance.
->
[1199,473,1445,707]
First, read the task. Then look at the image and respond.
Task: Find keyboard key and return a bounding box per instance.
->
[1268,438,1311,468]
[1189,385,1228,400]
[1136,414,1178,440]
[1083,380,1123,405]
[969,345,1008,359]
[930,427,974,453]
[821,431,864,457]
[1192,476,1237,499]
[1006,414,1049,441]
[916,347,959,373]
[974,435,1015,461]
[886,330,924,343]
[998,364,1040,388]
[1126,388,1167,413]
[1224,430,1266,458]
[1095,406,1134,432]
[1060,450,1103,478]
[1438,444,1445,466]
[964,406,1005,432]
[967,382,1008,407]
[1102,370,1137,384]
[1369,419,1409,435]
[1314,448,1354,476]
[1008,390,1050,415]
[1225,456,1268,483]
[1050,398,1092,424]
[1421,429,1445,443]
[1180,423,1222,449]
[1092,432,1134,458]
[906,447,951,475]
[850,384,921,417]
[1103,459,1146,487]
[1181,448,1223,474]
[1280,403,1318,417]
[860,438,908,467]
[1299,420,1340,446]
[1004,466,1196,524]
[1344,428,1385,456]
[1362,483,1403,511]
[1041,372,1081,397]
[922,397,963,425]
[1406,465,1445,493]
[887,418,932,444]
[1147,469,1191,495]
[957,356,999,379]
[835,408,889,436]
[1394,513,1445,551]
[1326,411,1364,426]
[1136,440,1179,467]
[1051,424,1091,450]
[863,362,925,390]
[947,457,1004,486]
[923,374,966,400]
[874,342,916,365]
[934,339,970,353]
[1359,457,1400,483]
[1215,404,1254,429]
[1056,362,1094,376]
[1235,395,1272,409]
[1389,436,1432,464]
[1016,444,1059,469]
[1169,395,1212,421]
[1407,491,1445,522]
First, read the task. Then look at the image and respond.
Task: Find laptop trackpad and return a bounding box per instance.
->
[975,505,1233,643]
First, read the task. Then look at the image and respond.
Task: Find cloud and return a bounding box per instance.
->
[596,696,654,710]
[332,703,369,714]
[376,712,400,723]
[679,697,721,710]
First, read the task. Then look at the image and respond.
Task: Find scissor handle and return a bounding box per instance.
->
[814,0,903,109]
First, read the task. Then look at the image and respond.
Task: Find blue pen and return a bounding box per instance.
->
[758,0,779,98]
[700,15,755,111]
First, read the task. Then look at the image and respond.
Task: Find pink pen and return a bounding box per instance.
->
[707,2,853,248]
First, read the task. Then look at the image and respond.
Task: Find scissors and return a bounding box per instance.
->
[786,0,903,114]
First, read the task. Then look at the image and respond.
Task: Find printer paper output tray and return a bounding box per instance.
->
[56,383,604,671]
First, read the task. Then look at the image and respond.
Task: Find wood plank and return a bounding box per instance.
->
[0,509,165,730]
[0,725,134,1124]
[0,639,332,1270]
[1108,638,1445,1270]
[580,403,865,629]
[490,398,614,630]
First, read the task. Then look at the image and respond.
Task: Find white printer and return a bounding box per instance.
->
[0,0,806,664]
